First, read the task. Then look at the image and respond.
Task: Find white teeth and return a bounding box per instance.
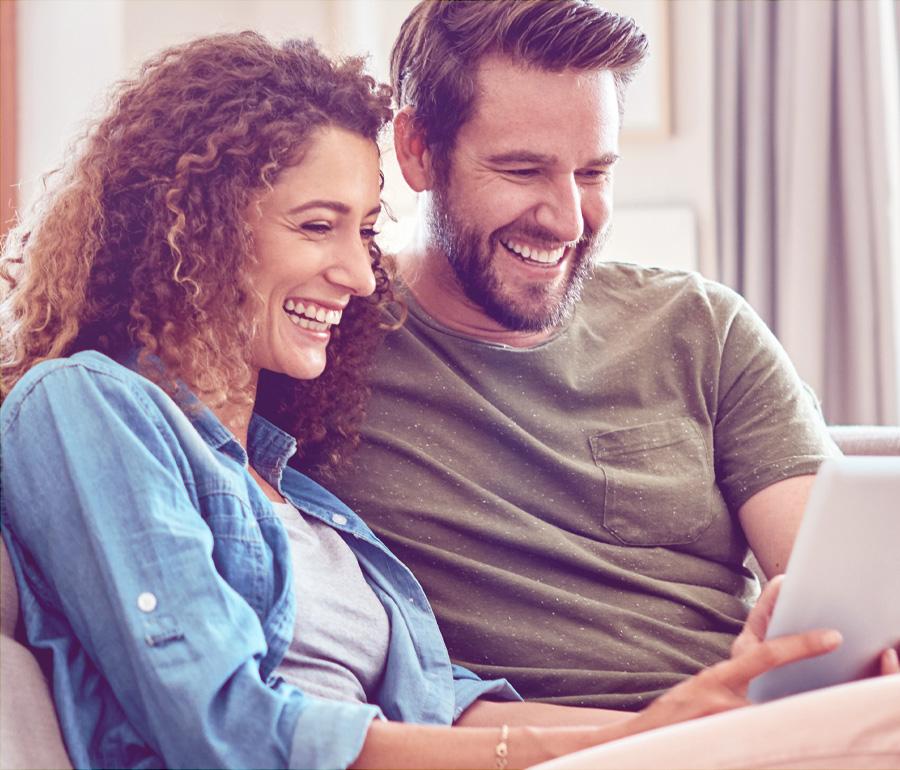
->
[282,300,343,329]
[288,313,329,331]
[502,240,565,265]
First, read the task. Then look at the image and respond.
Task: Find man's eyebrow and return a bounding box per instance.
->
[589,153,621,167]
[487,151,621,166]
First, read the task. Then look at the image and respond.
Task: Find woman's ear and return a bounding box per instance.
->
[393,106,435,192]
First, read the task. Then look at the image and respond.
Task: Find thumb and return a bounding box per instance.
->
[732,575,786,658]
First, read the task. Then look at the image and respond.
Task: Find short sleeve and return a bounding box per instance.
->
[711,288,840,509]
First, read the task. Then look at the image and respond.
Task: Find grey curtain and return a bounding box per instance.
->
[714,0,900,426]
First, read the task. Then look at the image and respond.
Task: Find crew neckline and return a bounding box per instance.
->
[398,281,573,351]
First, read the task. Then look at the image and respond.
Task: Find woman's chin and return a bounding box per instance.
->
[286,357,328,382]
[260,353,328,382]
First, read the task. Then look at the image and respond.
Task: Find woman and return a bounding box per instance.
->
[0,32,842,770]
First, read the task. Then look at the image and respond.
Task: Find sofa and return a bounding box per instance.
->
[3,425,900,770]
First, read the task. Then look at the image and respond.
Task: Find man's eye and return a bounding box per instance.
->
[505,169,539,178]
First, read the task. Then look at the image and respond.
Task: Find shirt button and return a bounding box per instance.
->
[331,514,347,526]
[137,592,158,613]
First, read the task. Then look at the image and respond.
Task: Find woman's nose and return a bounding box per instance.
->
[326,235,377,297]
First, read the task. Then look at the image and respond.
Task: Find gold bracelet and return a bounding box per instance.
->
[495,724,509,769]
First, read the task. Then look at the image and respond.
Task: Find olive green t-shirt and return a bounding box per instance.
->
[322,263,839,710]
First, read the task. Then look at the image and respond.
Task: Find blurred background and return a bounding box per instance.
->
[2,0,898,425]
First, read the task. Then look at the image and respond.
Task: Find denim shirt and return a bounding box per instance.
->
[0,351,518,769]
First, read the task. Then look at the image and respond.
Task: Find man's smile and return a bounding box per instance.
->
[500,237,566,266]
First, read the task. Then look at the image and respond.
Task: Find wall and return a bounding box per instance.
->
[15,0,716,275]
[616,0,716,277]
[1,1,17,238]
[16,0,123,209]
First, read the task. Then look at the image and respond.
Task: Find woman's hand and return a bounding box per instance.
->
[630,571,899,735]
[628,576,842,733]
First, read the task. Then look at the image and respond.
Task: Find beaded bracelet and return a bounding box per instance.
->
[495,724,509,769]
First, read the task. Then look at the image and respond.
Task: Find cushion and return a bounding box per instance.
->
[0,539,73,770]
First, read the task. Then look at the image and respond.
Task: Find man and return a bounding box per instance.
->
[322,0,839,712]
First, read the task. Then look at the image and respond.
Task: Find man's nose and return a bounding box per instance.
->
[534,175,584,244]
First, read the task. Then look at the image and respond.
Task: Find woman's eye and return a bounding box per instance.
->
[301,222,331,234]
[361,227,380,239]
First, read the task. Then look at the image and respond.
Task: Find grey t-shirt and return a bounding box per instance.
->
[322,263,839,710]
[272,501,391,704]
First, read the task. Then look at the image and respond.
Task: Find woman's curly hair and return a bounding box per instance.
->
[1,31,397,477]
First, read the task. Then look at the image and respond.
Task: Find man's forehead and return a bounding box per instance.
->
[467,55,615,120]
[457,55,619,160]
[472,54,612,97]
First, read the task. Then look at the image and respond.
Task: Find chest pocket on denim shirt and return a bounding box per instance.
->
[590,418,713,546]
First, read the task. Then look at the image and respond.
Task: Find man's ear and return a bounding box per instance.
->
[393,106,435,192]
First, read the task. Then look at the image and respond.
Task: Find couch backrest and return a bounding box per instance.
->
[826,425,900,456]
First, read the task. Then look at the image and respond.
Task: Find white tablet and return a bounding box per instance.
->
[747,455,900,702]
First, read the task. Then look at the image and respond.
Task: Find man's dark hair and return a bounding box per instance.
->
[391,0,648,174]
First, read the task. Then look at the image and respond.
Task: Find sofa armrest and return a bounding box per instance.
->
[828,425,900,456]
[1,539,73,770]
[0,635,74,770]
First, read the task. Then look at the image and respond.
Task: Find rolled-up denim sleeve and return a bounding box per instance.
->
[450,664,521,720]
[1,361,381,769]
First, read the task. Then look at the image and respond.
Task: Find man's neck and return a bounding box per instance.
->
[396,241,557,349]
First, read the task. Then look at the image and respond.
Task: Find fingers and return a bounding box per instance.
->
[638,628,840,729]
[754,574,785,614]
[717,628,842,692]
[880,647,900,676]
[730,625,758,659]
[731,575,786,658]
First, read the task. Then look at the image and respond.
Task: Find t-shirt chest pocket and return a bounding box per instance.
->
[589,418,714,546]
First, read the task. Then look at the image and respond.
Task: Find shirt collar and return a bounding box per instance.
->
[119,349,297,483]
[179,393,298,493]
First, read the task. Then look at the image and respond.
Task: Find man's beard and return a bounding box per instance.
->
[427,184,607,333]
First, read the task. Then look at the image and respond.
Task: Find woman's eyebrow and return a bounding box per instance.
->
[285,201,383,218]
[286,200,351,216]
